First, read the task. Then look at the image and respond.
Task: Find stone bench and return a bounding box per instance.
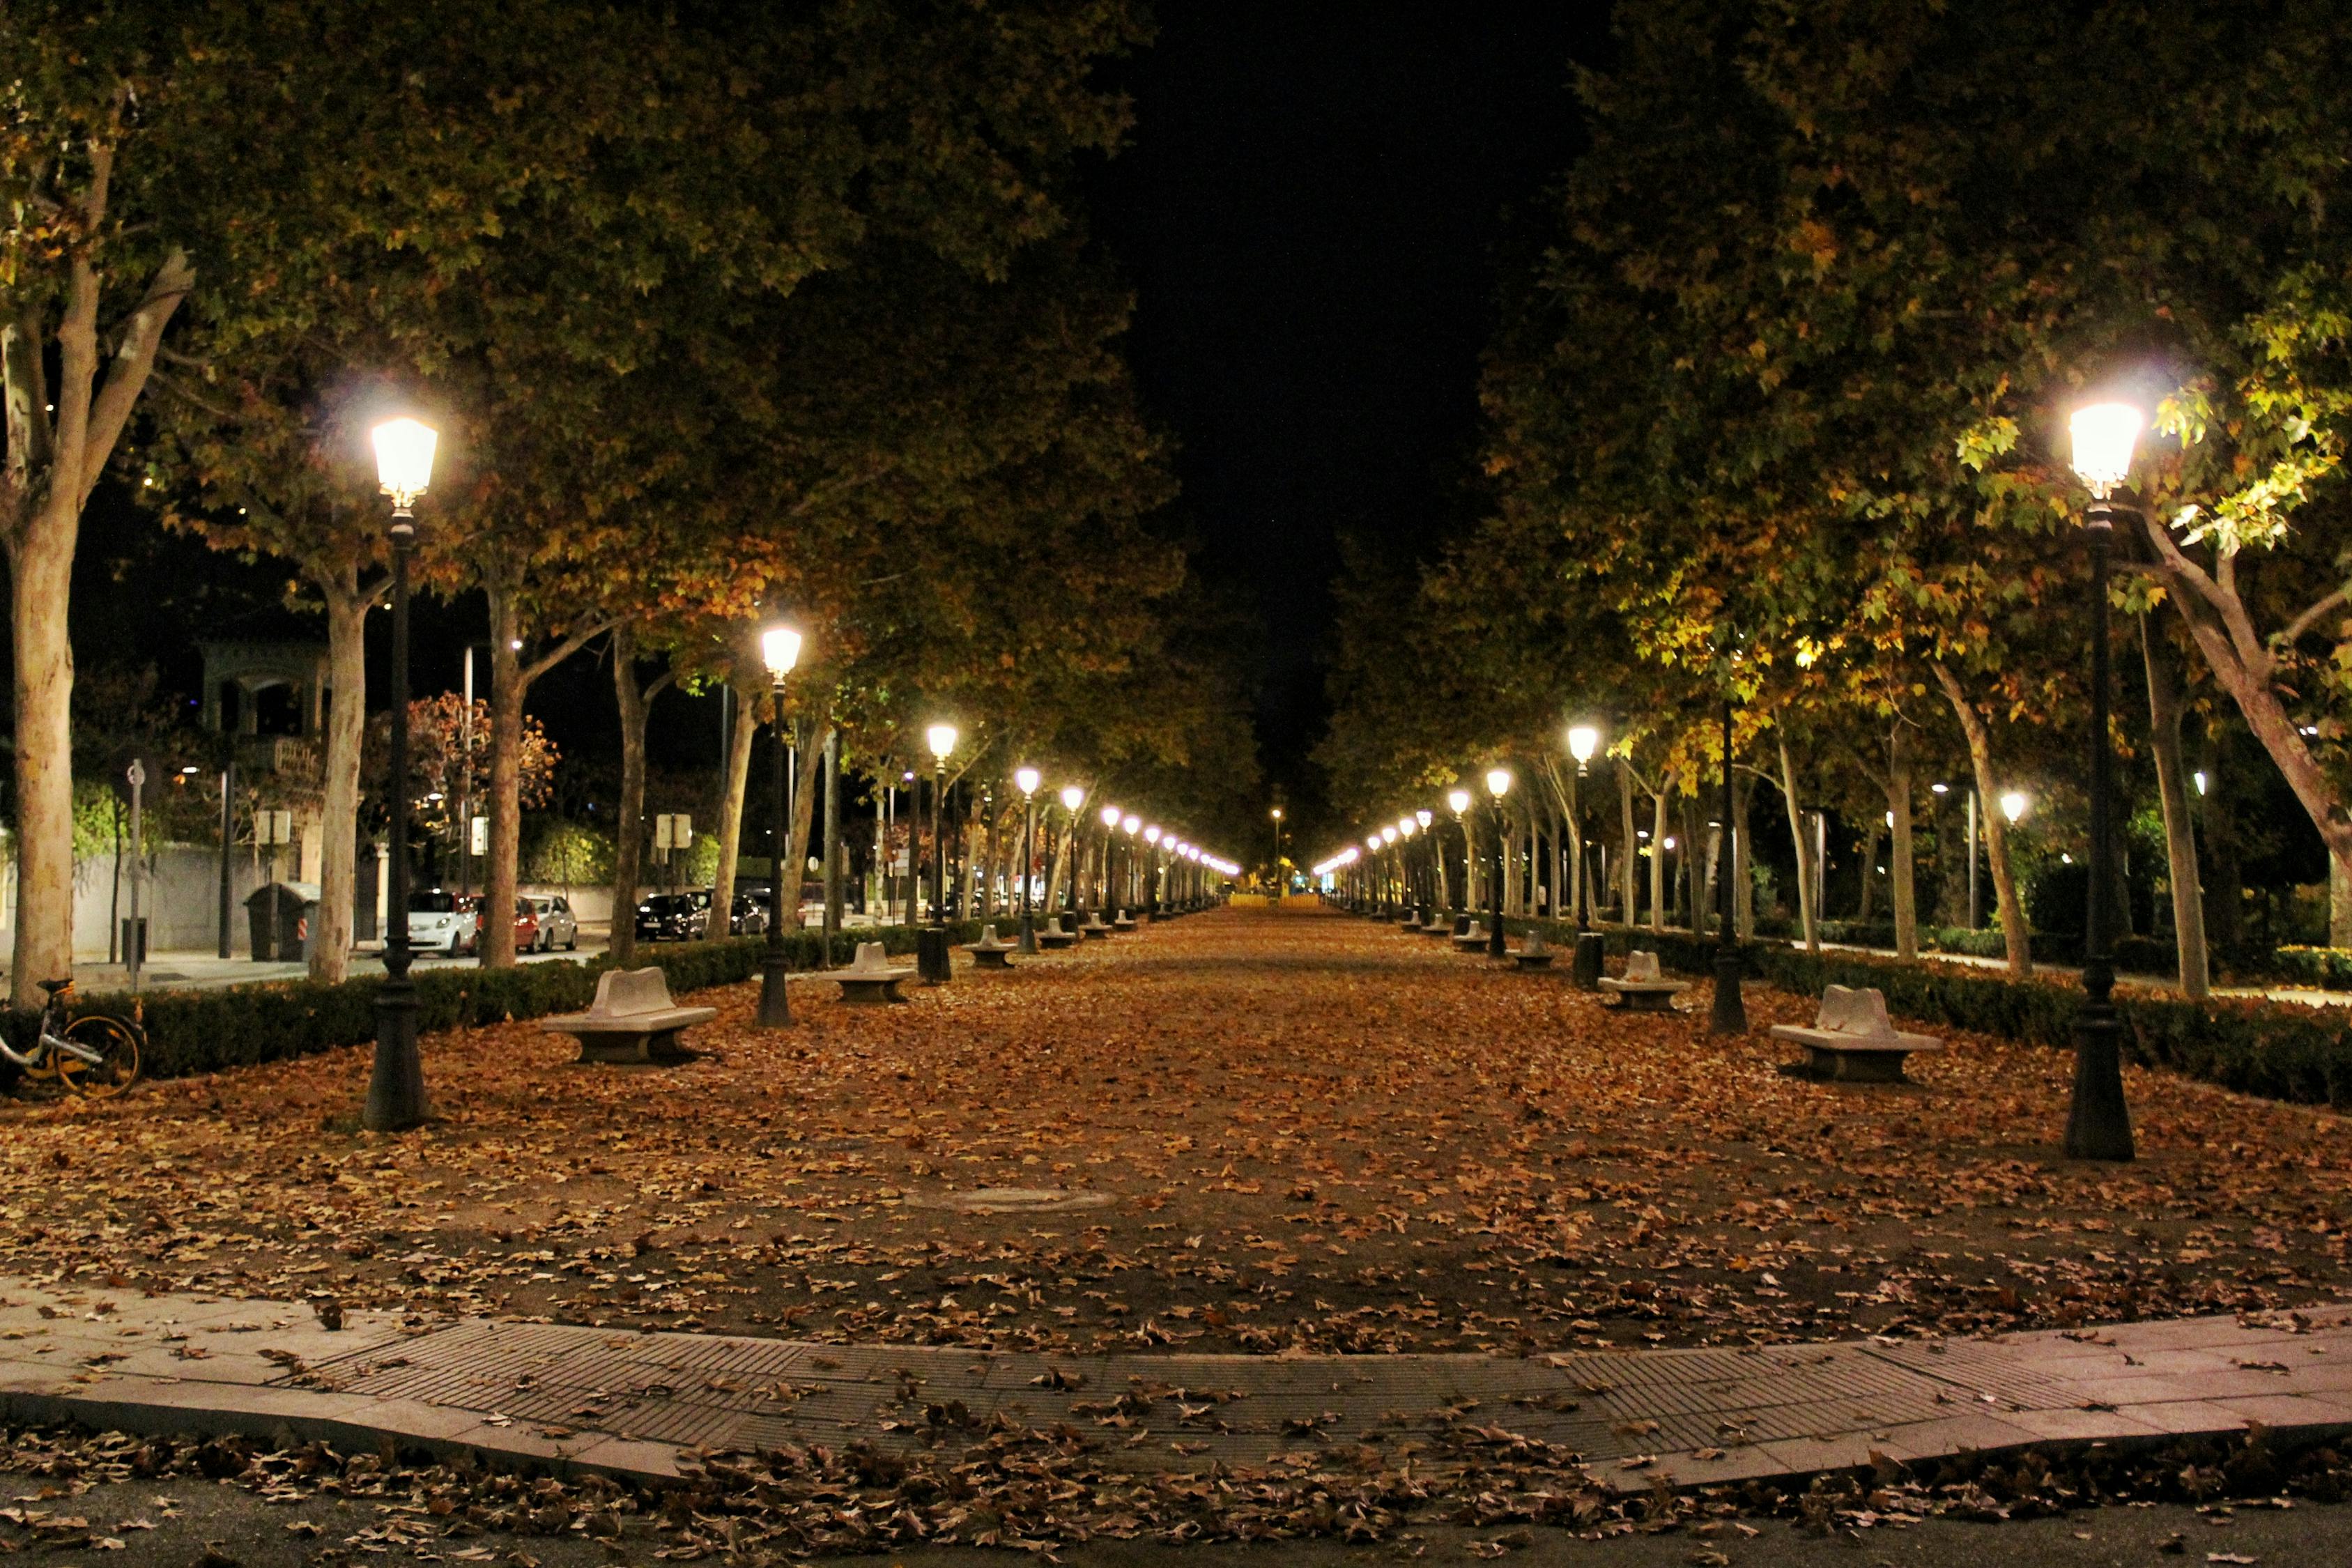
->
[967,924,1017,969]
[1112,910,1139,932]
[1770,985,1942,1083]
[1036,916,1077,949]
[1450,923,1489,953]
[1417,916,1454,937]
[833,941,916,1005]
[1079,915,1114,940]
[1512,930,1555,971]
[540,967,717,1064]
[1597,950,1689,1011]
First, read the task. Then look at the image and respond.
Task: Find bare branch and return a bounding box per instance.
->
[78,249,193,506]
[2278,586,2352,650]
[523,615,622,685]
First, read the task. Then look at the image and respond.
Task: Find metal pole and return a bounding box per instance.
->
[758,678,793,1027]
[1486,799,1507,958]
[363,518,426,1130]
[125,760,144,992]
[1019,794,1038,951]
[2066,505,2135,1160]
[217,758,233,959]
[822,728,841,962]
[1710,698,1748,1033]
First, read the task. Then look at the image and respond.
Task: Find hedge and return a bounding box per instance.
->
[1507,916,2352,1110]
[5,921,985,1083]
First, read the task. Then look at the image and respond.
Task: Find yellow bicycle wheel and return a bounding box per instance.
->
[56,1015,141,1098]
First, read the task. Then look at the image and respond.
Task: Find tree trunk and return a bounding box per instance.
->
[709,682,756,926]
[7,502,77,1002]
[608,626,651,968]
[1777,732,1817,953]
[1618,762,1638,925]
[1886,726,1917,960]
[783,714,827,929]
[481,591,525,967]
[2142,614,2209,995]
[1649,787,1669,935]
[309,570,373,983]
[1857,822,1881,923]
[1733,771,1756,939]
[822,728,843,951]
[1930,663,2033,976]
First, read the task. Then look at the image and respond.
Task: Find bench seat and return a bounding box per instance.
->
[1597,951,1689,1012]
[541,967,717,1064]
[1769,985,1942,1082]
[834,941,916,1004]
[968,924,1017,969]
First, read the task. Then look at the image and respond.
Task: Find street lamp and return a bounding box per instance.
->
[1484,768,1512,957]
[2001,790,2029,824]
[1014,767,1041,951]
[1059,784,1086,919]
[361,415,436,1133]
[1121,815,1142,916]
[1270,806,1284,894]
[755,621,804,1027]
[1099,803,1122,920]
[2061,397,2144,1162]
[1446,787,1473,924]
[1144,824,1162,918]
[919,722,957,983]
[1566,721,1606,988]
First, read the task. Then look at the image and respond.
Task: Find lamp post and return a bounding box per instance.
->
[362,416,436,1132]
[1143,824,1162,918]
[1710,691,1747,1035]
[919,723,957,983]
[1567,723,1606,988]
[1270,806,1284,896]
[1015,767,1041,951]
[755,622,804,1027]
[1098,804,1121,920]
[2063,400,2141,1162]
[1484,768,1512,958]
[1121,815,1142,915]
[1059,785,1086,918]
[1447,787,1473,930]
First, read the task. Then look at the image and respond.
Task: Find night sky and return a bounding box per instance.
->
[1088,2,1604,820]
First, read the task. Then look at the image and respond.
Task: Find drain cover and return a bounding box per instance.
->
[914,1187,1113,1213]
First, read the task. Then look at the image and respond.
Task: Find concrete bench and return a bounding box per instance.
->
[1036,916,1077,949]
[1079,914,1113,941]
[833,941,916,1005]
[1770,985,1942,1083]
[1450,922,1489,953]
[1417,916,1453,937]
[541,967,717,1064]
[967,923,1016,969]
[1112,909,1138,932]
[1512,930,1555,971]
[1597,950,1689,1011]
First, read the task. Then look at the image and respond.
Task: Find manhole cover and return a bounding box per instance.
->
[913,1187,1113,1213]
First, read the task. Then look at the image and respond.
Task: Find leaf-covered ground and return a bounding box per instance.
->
[1,907,2344,1355]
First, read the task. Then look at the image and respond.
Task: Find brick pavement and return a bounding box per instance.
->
[0,1279,2346,1493]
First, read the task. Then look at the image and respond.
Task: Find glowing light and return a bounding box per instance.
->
[759,623,802,679]
[1060,785,1084,813]
[2069,401,2142,498]
[1015,766,1040,796]
[1567,724,1599,764]
[371,417,437,508]
[1100,804,1122,828]
[1447,788,1472,815]
[1484,767,1512,799]
[2000,790,2029,824]
[925,723,958,761]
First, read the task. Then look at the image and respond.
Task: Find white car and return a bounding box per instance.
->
[406,890,478,957]
[526,895,580,952]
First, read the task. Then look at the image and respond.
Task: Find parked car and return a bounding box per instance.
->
[408,890,479,957]
[463,896,537,956]
[525,894,580,951]
[634,890,712,943]
[728,891,769,936]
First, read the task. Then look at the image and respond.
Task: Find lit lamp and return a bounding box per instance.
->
[918,722,958,983]
[1144,824,1162,919]
[1445,787,1474,922]
[2061,397,2145,1162]
[361,415,437,1133]
[2001,790,2029,824]
[1270,805,1285,896]
[755,619,804,1026]
[1013,767,1042,951]
[1567,724,1600,776]
[1565,723,1606,987]
[1099,804,1123,925]
[1484,769,1512,958]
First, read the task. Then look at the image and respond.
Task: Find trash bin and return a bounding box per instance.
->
[245,882,321,962]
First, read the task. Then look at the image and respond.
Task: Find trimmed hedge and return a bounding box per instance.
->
[1509,916,2352,1110]
[2272,946,2352,990]
[5,921,983,1083]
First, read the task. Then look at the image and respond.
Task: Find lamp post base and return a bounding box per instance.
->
[362,953,426,1131]
[1017,914,1038,954]
[917,926,951,984]
[2063,1010,2136,1160]
[757,948,793,1027]
[1709,948,1747,1034]
[1573,930,1606,990]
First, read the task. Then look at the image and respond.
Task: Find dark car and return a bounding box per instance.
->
[728,891,769,936]
[633,890,712,943]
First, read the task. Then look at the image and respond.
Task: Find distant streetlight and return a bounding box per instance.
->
[1484,768,1512,958]
[1567,724,1599,774]
[1270,806,1285,891]
[920,722,958,983]
[2061,397,2145,1162]
[1447,787,1473,918]
[1015,767,1041,951]
[1100,803,1123,917]
[1565,722,1606,985]
[756,620,803,1027]
[361,415,436,1134]
[2001,790,2029,824]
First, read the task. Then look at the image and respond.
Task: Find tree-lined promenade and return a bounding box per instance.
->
[1,0,1258,1017]
[1320,0,2352,1016]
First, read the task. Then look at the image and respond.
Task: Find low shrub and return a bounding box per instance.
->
[1509,916,2352,1110]
[3,921,983,1084]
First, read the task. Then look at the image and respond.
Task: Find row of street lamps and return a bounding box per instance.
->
[356,412,1236,1132]
[1312,395,2153,1166]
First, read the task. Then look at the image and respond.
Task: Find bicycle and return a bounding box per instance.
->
[2,979,141,1098]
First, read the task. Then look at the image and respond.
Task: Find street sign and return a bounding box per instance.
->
[469,815,489,854]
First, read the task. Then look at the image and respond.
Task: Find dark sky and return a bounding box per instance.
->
[1086,2,1607,823]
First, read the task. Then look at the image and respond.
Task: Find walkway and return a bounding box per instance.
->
[3,1279,2348,1492]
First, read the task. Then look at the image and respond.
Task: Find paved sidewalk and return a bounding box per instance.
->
[1,1280,2346,1491]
